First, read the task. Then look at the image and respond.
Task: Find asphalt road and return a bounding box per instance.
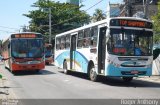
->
[1,64,160,105]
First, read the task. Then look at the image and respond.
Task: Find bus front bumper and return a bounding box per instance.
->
[11,62,45,71]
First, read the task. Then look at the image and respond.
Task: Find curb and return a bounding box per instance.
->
[135,76,160,83]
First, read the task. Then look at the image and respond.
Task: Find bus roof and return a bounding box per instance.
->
[11,32,42,35]
[55,17,152,37]
[2,32,42,44]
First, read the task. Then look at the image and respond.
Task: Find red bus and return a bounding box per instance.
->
[45,43,53,65]
[2,32,45,73]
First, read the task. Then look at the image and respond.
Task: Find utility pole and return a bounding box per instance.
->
[144,0,149,19]
[49,7,52,44]
[126,0,132,17]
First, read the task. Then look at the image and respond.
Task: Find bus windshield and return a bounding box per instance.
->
[11,39,44,58]
[107,29,153,56]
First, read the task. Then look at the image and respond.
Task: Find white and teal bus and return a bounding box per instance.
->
[54,17,153,82]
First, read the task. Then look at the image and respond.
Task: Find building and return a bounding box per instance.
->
[120,0,158,19]
[123,0,158,5]
[66,0,79,6]
[106,3,121,18]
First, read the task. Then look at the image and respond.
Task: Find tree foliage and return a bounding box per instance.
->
[24,0,90,42]
[152,2,160,43]
[91,9,106,22]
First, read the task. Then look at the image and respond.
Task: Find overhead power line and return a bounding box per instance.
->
[0,26,19,30]
[0,29,15,33]
[50,0,104,27]
[80,0,87,4]
[85,0,104,11]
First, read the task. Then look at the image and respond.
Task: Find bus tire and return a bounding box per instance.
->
[11,70,16,75]
[122,77,133,82]
[89,65,98,82]
[63,61,68,74]
[36,70,40,73]
[46,62,49,65]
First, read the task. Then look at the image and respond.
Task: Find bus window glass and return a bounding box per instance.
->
[56,37,61,50]
[83,29,90,48]
[11,39,43,58]
[77,39,83,48]
[61,36,65,50]
[66,34,70,49]
[90,26,98,47]
[108,29,153,56]
[78,31,83,39]
[77,31,84,48]
[84,28,90,38]
[83,38,90,48]
[28,39,43,57]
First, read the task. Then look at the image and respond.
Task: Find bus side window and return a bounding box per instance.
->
[56,37,61,50]
[90,26,98,47]
[83,28,90,48]
[66,34,70,49]
[61,36,65,50]
[77,31,84,48]
[83,39,89,47]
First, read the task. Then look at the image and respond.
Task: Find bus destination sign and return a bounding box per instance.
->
[11,34,42,38]
[110,19,152,29]
[15,34,36,38]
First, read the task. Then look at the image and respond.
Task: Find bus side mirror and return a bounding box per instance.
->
[8,43,10,49]
[153,48,160,60]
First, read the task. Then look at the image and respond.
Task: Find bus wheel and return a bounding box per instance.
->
[36,70,40,73]
[122,77,133,82]
[63,61,68,74]
[11,70,16,75]
[46,62,49,65]
[89,66,98,82]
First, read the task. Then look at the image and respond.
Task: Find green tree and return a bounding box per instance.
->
[152,2,160,44]
[91,9,106,22]
[24,0,90,42]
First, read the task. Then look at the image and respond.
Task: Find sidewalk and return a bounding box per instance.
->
[135,76,160,83]
[0,62,16,99]
[0,77,16,99]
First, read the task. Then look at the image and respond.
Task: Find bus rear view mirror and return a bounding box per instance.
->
[8,43,10,49]
[153,48,160,60]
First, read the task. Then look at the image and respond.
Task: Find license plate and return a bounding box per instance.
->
[131,70,139,74]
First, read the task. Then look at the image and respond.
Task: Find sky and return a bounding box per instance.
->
[0,0,123,40]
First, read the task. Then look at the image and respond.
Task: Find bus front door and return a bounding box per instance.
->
[70,34,77,70]
[98,26,107,74]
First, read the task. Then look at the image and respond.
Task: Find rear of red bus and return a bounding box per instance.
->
[3,33,45,72]
[45,43,53,65]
